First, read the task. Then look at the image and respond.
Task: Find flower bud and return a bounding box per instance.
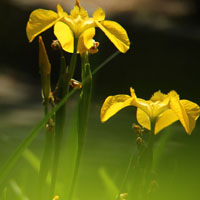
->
[132,123,143,136]
[70,78,82,89]
[89,40,99,54]
[38,36,51,101]
[51,40,61,51]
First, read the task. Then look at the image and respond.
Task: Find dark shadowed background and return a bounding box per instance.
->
[1,0,200,101]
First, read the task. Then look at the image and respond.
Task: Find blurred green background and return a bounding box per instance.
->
[0,0,200,199]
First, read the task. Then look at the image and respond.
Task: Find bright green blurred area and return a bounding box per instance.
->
[1,98,200,199]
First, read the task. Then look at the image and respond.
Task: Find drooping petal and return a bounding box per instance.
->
[155,109,178,134]
[180,100,200,134]
[93,8,105,21]
[26,9,61,42]
[100,95,133,122]
[136,108,151,131]
[169,91,190,134]
[54,22,74,53]
[78,28,95,53]
[95,20,130,53]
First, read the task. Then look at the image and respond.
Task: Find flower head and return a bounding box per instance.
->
[100,88,200,135]
[26,0,130,53]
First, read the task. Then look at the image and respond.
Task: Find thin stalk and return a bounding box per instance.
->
[116,147,136,200]
[38,100,54,200]
[140,121,155,200]
[68,53,92,199]
[37,35,54,199]
[49,41,78,199]
[128,122,155,200]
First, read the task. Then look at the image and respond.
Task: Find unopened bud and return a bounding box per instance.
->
[136,136,145,152]
[51,40,61,51]
[38,36,51,100]
[46,118,55,132]
[136,136,143,145]
[70,78,82,89]
[89,40,100,54]
[132,123,143,136]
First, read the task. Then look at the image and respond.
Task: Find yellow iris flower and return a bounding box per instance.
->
[100,88,200,135]
[26,0,130,54]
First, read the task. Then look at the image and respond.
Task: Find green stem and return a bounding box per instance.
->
[49,41,78,199]
[140,121,155,200]
[68,52,92,199]
[128,122,155,200]
[38,101,54,200]
[116,146,136,200]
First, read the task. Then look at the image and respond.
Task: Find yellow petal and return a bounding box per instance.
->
[57,4,63,15]
[93,8,105,21]
[136,108,151,131]
[155,109,178,134]
[129,88,153,118]
[78,28,95,53]
[180,100,200,134]
[169,91,190,134]
[70,5,88,19]
[26,9,61,42]
[129,87,154,118]
[70,6,80,18]
[181,100,200,120]
[95,20,130,53]
[150,90,168,102]
[54,22,74,53]
[100,95,133,122]
[57,4,68,17]
[130,87,137,99]
[132,89,169,122]
[79,7,89,19]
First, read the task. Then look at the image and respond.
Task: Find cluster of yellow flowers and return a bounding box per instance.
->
[101,88,200,135]
[26,0,200,135]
